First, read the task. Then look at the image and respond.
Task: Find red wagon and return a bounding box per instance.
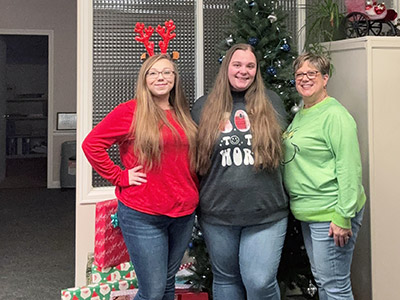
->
[345,0,398,37]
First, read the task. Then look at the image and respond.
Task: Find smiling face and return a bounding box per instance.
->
[228,49,257,92]
[146,58,175,101]
[295,61,329,105]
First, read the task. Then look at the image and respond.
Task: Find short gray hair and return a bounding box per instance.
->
[293,52,331,75]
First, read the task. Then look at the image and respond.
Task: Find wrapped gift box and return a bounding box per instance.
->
[175,290,209,300]
[110,289,138,300]
[91,261,136,284]
[61,278,138,300]
[95,199,130,268]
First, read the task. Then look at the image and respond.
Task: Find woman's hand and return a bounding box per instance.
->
[328,222,353,247]
[128,165,147,186]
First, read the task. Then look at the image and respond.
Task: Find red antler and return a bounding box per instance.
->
[134,22,155,56]
[156,20,176,54]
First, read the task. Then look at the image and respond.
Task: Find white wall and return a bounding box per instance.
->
[0,0,77,187]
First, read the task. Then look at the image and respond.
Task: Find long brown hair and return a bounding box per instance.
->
[131,54,197,170]
[196,44,282,175]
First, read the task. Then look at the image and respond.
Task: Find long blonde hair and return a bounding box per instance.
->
[131,54,197,170]
[196,44,282,175]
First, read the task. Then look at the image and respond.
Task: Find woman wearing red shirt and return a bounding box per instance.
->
[82,54,198,300]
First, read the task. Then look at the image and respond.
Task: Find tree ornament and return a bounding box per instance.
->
[307,281,318,297]
[266,66,277,76]
[281,43,291,52]
[291,103,301,114]
[289,79,296,86]
[268,13,278,23]
[280,38,291,52]
[225,35,234,46]
[249,0,255,7]
[218,55,225,64]
[248,37,259,46]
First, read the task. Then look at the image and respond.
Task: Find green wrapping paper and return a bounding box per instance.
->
[91,261,136,284]
[61,278,138,300]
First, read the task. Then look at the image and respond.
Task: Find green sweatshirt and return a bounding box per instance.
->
[283,97,366,229]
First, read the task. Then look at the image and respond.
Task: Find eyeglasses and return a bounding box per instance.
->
[146,69,175,80]
[294,70,319,80]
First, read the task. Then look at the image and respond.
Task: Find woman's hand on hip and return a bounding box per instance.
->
[128,165,147,186]
[328,222,353,247]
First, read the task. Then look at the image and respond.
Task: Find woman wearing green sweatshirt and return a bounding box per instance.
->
[283,52,366,300]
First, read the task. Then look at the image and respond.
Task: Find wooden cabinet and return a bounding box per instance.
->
[325,36,400,300]
[5,96,47,158]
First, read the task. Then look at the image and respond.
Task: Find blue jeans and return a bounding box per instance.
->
[118,201,195,300]
[301,207,365,300]
[200,217,288,300]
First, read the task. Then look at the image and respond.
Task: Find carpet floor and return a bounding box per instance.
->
[0,187,75,300]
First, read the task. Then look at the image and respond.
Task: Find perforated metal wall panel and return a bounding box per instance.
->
[92,0,195,187]
[203,0,232,94]
[277,0,298,48]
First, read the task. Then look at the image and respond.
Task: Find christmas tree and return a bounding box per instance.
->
[186,218,213,296]
[218,0,302,115]
[187,1,318,299]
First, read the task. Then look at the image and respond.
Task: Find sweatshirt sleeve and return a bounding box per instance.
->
[82,102,133,187]
[191,95,207,125]
[266,89,288,129]
[325,107,363,229]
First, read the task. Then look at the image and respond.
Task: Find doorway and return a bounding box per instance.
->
[0,34,48,188]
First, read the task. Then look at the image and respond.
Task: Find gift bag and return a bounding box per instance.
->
[95,199,130,268]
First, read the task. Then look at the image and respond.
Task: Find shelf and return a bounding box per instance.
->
[7,134,47,138]
[6,153,47,159]
[7,98,47,102]
[6,116,47,120]
[5,93,48,159]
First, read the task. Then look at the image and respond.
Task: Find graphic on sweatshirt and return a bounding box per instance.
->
[282,128,299,165]
[220,119,233,133]
[218,109,254,167]
[234,110,251,132]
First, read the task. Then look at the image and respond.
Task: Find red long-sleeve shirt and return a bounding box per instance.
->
[82,100,199,217]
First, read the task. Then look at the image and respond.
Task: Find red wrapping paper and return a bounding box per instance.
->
[94,199,130,268]
[175,291,209,300]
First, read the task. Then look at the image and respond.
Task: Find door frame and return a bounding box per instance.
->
[0,29,54,188]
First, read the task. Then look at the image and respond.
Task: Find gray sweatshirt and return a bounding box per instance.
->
[191,90,289,226]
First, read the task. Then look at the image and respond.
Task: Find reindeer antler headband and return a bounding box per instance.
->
[134,19,179,60]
